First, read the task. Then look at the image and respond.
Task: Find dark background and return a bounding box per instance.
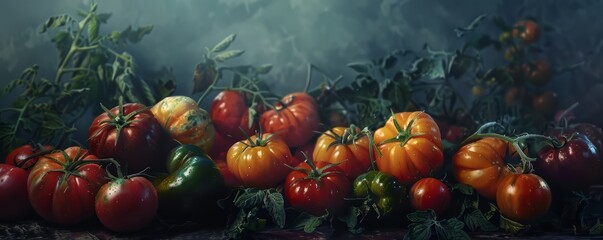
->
[1,0,602,126]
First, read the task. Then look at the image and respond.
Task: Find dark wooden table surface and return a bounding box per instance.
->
[1,218,601,240]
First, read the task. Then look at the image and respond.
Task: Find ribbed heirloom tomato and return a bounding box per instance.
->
[88,102,164,173]
[27,147,108,226]
[260,92,319,148]
[373,112,444,186]
[313,126,373,180]
[227,133,299,189]
[452,138,512,200]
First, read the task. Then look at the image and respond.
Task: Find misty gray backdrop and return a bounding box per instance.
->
[1,0,602,120]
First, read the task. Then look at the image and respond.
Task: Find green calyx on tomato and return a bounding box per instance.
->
[380,113,424,147]
[154,144,225,219]
[287,153,342,189]
[353,171,404,217]
[93,99,150,147]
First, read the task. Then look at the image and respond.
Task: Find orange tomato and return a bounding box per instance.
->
[373,112,443,186]
[313,126,373,180]
[226,134,299,189]
[452,137,512,199]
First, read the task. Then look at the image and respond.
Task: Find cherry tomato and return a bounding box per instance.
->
[445,125,465,143]
[409,178,451,216]
[524,61,552,86]
[95,176,158,233]
[532,91,558,116]
[504,86,526,107]
[0,164,33,221]
[512,20,540,44]
[496,173,551,223]
[284,160,350,216]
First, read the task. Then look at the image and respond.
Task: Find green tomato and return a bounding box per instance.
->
[353,171,404,216]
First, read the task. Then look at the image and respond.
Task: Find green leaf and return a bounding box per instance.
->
[234,189,265,209]
[452,183,474,195]
[442,218,471,239]
[348,62,370,74]
[293,212,327,233]
[337,207,363,234]
[407,210,435,222]
[51,31,73,60]
[96,13,112,23]
[255,64,273,74]
[1,78,24,96]
[88,16,99,42]
[470,34,496,50]
[454,14,488,37]
[405,222,432,240]
[213,50,245,62]
[589,218,603,235]
[110,25,153,45]
[211,34,236,53]
[464,209,498,232]
[499,214,528,234]
[381,54,398,69]
[40,15,75,33]
[492,15,511,31]
[411,58,446,79]
[264,192,285,228]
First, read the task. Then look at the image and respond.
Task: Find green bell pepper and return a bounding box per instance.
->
[353,170,404,216]
[155,144,225,219]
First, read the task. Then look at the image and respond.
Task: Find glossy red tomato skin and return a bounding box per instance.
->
[5,144,53,169]
[88,103,165,173]
[284,161,351,216]
[27,147,108,226]
[512,20,540,44]
[0,164,33,221]
[260,92,320,148]
[536,134,602,189]
[409,178,451,216]
[496,173,552,223]
[95,177,158,233]
[211,90,257,142]
[214,159,241,188]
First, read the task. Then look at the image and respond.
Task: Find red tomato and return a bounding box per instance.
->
[313,126,373,180]
[0,164,33,220]
[95,176,158,233]
[532,91,558,116]
[524,61,552,86]
[5,144,53,169]
[28,147,108,225]
[88,103,165,173]
[227,134,299,189]
[209,132,236,161]
[373,112,444,186]
[409,178,451,216]
[211,90,258,142]
[445,125,465,143]
[293,143,315,163]
[536,134,602,189]
[284,160,351,216]
[496,173,551,223]
[214,159,241,188]
[260,92,320,147]
[512,20,540,44]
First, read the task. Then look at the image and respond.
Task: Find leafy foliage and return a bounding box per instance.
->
[0,2,173,156]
